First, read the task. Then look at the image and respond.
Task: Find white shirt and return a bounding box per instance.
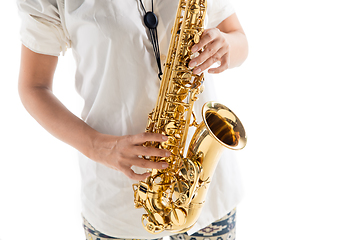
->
[17,0,243,238]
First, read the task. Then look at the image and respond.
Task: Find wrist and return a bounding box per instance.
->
[78,127,104,160]
[85,131,118,163]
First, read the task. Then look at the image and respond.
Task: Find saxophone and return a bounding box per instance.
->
[133,0,247,234]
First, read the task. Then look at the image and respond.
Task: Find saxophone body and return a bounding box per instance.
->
[133,0,246,234]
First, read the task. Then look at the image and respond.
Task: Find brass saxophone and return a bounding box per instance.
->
[133,0,247,234]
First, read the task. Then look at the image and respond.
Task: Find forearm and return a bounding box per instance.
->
[18,85,98,158]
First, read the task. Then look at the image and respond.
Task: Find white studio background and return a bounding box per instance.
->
[1,1,359,240]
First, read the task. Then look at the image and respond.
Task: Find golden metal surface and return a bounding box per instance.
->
[132,0,246,234]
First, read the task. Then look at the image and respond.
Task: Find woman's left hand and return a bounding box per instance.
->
[189,28,230,75]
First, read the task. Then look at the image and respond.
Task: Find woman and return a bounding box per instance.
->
[17,0,248,239]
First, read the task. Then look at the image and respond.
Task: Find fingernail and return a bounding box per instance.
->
[162,163,169,168]
[192,46,198,52]
[193,68,201,75]
[165,151,171,157]
[162,135,168,141]
[189,61,197,68]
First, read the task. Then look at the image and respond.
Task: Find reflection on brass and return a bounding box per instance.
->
[132,0,246,234]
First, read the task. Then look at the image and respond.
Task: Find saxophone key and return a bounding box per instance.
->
[169,207,187,226]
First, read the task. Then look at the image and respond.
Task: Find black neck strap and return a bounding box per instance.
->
[139,0,163,80]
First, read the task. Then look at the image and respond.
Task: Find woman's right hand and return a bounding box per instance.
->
[89,132,171,181]
[18,46,168,181]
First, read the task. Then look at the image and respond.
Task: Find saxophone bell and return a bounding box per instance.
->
[165,101,247,233]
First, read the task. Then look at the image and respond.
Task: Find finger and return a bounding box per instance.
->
[189,42,222,69]
[192,47,228,74]
[208,53,230,74]
[191,29,219,53]
[123,167,151,181]
[189,31,225,68]
[131,132,168,145]
[130,157,169,170]
[132,145,170,158]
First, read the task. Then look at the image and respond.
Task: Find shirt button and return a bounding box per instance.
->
[160,54,166,61]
